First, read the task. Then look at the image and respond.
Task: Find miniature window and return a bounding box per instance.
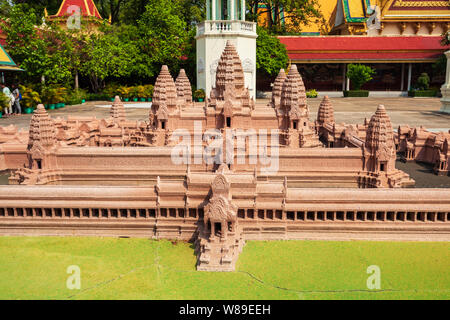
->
[226,117,231,128]
[293,121,298,130]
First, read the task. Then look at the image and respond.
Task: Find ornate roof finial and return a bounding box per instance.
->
[366,105,395,156]
[152,65,178,116]
[28,104,56,150]
[176,69,193,103]
[214,41,245,100]
[317,96,335,125]
[110,96,126,122]
[271,69,287,109]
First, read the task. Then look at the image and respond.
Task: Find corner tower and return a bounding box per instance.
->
[196,0,257,100]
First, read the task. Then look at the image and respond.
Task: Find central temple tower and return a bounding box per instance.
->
[196,0,257,100]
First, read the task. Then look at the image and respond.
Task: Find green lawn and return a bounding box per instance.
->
[0,237,448,300]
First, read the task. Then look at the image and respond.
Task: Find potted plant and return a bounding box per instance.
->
[135,85,146,102]
[306,89,318,98]
[194,89,206,102]
[344,64,375,97]
[408,73,437,97]
[48,88,58,109]
[144,85,154,102]
[118,86,130,102]
[55,87,67,108]
[104,83,119,101]
[0,93,8,118]
[20,85,41,114]
[130,86,139,102]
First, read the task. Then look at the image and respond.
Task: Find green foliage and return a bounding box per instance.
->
[433,54,446,77]
[64,89,87,105]
[247,0,323,34]
[117,86,131,99]
[343,90,370,98]
[347,64,376,91]
[306,89,318,98]
[39,85,66,104]
[408,90,437,98]
[144,85,154,98]
[103,83,121,98]
[19,85,41,109]
[0,92,8,112]
[193,89,205,100]
[137,0,190,76]
[415,73,430,91]
[256,26,289,77]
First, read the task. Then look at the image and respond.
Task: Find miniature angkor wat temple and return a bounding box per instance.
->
[0,42,449,271]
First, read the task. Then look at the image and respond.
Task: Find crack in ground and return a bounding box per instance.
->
[64,242,449,299]
[65,261,449,299]
[66,263,156,299]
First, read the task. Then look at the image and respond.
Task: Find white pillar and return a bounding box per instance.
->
[212,0,216,20]
[346,64,350,90]
[445,51,450,87]
[241,0,245,21]
[230,0,235,20]
[407,63,412,91]
[440,50,450,114]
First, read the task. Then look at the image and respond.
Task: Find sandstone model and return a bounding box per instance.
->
[0,42,448,271]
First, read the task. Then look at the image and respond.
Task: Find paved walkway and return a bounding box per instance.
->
[1,97,449,131]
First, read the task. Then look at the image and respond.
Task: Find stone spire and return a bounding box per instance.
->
[280,65,307,112]
[365,105,396,172]
[366,105,395,154]
[110,96,126,122]
[271,69,286,109]
[175,69,193,103]
[28,104,56,150]
[214,41,245,100]
[152,65,178,113]
[317,96,335,124]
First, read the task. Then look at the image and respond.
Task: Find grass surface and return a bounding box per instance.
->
[0,237,448,300]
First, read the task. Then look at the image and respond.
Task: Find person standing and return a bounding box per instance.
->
[1,83,13,116]
[11,84,21,115]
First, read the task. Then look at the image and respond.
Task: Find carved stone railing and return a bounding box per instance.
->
[196,20,257,37]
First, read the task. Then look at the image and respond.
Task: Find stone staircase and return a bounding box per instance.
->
[195,224,245,272]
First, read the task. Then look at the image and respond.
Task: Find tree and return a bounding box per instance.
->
[247,0,323,34]
[11,0,61,23]
[256,26,288,77]
[78,24,142,92]
[347,64,376,91]
[3,4,52,83]
[136,0,190,77]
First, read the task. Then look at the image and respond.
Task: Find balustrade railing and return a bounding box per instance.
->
[196,20,257,36]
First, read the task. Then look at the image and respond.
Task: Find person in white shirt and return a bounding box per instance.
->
[1,83,14,116]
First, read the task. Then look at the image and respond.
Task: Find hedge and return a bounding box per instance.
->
[343,90,370,97]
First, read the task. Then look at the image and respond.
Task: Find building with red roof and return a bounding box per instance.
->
[263,1,450,93]
[45,0,107,31]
